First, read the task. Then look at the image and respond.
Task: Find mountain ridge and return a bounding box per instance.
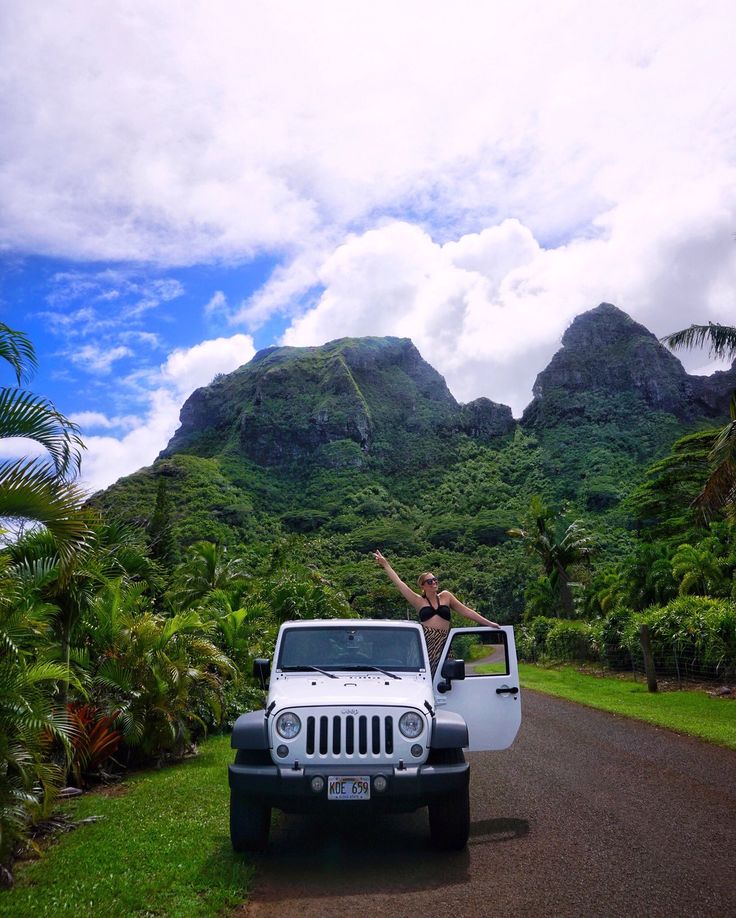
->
[161,304,735,466]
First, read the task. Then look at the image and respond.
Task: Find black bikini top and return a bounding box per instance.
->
[419,600,451,623]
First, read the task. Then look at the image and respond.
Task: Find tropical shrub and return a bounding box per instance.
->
[0,581,79,869]
[516,615,600,663]
[65,704,121,787]
[544,619,600,663]
[85,580,235,762]
[515,615,555,661]
[623,596,736,679]
[598,606,636,666]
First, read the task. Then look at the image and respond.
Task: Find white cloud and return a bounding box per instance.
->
[120,331,162,349]
[204,290,227,318]
[0,0,733,272]
[282,198,736,414]
[68,411,140,431]
[69,344,133,374]
[160,334,255,395]
[2,0,736,471]
[231,245,328,329]
[79,390,182,496]
[0,438,48,461]
[77,333,256,492]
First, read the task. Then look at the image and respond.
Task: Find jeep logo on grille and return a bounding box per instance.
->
[341,708,358,715]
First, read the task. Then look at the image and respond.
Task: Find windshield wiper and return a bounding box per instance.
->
[280,665,338,679]
[349,665,401,680]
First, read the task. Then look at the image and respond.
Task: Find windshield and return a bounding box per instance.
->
[277,626,425,672]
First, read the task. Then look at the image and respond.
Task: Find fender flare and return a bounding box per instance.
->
[231,710,269,750]
[431,710,469,749]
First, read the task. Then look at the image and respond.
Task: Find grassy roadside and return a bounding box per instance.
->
[519,663,736,750]
[0,734,252,918]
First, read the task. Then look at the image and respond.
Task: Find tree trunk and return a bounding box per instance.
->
[555,562,575,617]
[60,621,70,707]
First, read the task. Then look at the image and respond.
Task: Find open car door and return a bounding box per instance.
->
[432,627,521,752]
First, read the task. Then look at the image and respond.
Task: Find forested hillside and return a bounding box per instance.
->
[93,303,734,623]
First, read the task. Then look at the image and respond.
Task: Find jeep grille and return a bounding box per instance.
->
[272,705,426,765]
[306,714,394,757]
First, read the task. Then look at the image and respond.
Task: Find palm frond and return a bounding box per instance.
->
[94,659,135,694]
[691,459,736,522]
[709,417,736,468]
[0,458,91,563]
[661,323,736,360]
[0,322,37,384]
[0,388,84,476]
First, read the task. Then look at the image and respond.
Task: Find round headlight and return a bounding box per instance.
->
[399,711,424,738]
[275,711,302,739]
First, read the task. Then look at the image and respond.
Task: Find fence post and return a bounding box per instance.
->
[639,624,658,693]
[673,643,682,689]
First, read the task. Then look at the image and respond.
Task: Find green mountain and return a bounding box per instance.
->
[161,335,515,469]
[93,304,735,621]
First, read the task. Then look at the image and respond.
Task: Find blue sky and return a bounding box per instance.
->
[2,254,281,418]
[1,1,735,492]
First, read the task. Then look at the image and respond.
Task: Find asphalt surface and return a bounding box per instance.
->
[238,690,736,918]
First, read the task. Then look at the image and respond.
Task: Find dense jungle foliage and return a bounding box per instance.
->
[3,320,736,882]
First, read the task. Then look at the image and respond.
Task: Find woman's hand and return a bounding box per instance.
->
[373,549,389,569]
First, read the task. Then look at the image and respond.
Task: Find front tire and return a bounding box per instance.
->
[230,791,271,852]
[427,748,470,850]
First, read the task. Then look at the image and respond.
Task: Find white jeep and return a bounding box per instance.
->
[228,620,521,851]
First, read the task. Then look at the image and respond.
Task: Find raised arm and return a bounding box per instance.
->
[372,550,425,611]
[446,592,500,627]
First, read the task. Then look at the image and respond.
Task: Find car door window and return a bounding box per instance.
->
[446,630,509,676]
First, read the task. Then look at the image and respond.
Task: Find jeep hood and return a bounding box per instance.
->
[269,675,432,711]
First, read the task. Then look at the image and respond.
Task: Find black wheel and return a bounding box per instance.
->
[230,791,271,852]
[427,748,470,851]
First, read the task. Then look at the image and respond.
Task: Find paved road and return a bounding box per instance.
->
[238,691,736,918]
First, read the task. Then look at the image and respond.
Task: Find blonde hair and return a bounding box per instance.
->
[417,572,435,595]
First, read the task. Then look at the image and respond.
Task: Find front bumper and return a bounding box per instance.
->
[228,761,469,814]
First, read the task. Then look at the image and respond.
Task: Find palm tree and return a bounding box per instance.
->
[171,541,249,608]
[623,542,678,610]
[196,587,272,668]
[0,322,88,563]
[671,542,726,596]
[663,322,736,522]
[509,496,594,616]
[7,521,164,704]
[0,558,80,870]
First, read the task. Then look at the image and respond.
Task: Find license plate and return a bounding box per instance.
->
[327,776,370,800]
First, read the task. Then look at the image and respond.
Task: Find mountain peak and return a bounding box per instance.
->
[524,303,694,422]
[560,302,659,350]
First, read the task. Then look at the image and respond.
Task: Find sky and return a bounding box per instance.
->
[1,0,735,494]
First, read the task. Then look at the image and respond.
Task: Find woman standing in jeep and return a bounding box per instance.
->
[372,550,500,675]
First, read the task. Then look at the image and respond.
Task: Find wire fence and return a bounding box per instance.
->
[520,644,735,689]
[607,645,734,688]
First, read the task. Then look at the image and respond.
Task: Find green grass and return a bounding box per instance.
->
[1,735,252,917]
[519,663,736,750]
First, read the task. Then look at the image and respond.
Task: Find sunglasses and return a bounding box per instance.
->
[423,577,438,585]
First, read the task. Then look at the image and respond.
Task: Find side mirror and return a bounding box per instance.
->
[253,658,271,689]
[437,658,465,693]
